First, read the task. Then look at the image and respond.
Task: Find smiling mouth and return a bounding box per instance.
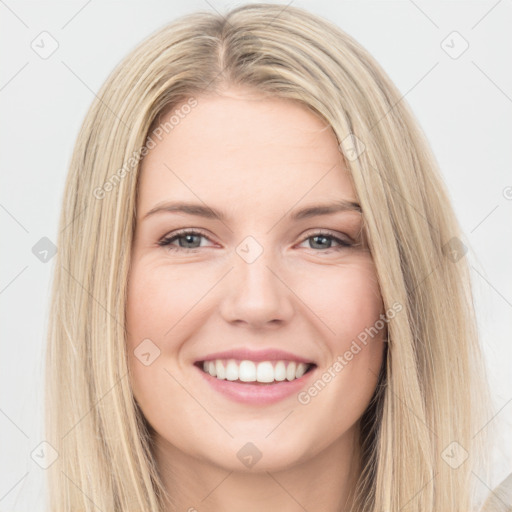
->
[195,359,317,385]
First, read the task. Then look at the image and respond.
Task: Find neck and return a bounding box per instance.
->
[155,427,361,512]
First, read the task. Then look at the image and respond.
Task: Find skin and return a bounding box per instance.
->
[126,85,386,512]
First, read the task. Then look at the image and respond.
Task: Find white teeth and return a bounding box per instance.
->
[200,359,312,383]
[256,361,274,383]
[239,360,256,382]
[274,361,286,381]
[216,360,226,379]
[286,362,296,381]
[295,363,307,378]
[225,359,238,381]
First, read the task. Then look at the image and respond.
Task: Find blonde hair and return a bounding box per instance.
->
[45,3,493,511]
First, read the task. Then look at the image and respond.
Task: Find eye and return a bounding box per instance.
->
[158,229,214,251]
[298,230,352,252]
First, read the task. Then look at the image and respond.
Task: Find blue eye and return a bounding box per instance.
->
[158,229,352,252]
[299,232,352,251]
[158,230,210,251]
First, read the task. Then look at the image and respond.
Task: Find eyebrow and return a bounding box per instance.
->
[142,199,361,222]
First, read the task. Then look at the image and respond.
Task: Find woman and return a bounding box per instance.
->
[45,3,505,511]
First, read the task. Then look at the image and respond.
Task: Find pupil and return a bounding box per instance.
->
[312,235,330,249]
[181,234,199,248]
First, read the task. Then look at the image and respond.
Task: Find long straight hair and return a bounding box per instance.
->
[45,4,492,510]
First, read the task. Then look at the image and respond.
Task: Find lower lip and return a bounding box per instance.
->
[195,364,317,405]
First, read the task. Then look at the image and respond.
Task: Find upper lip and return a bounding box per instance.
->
[196,348,315,364]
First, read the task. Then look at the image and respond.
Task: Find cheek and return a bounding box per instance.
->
[125,261,192,433]
[126,258,208,344]
[296,257,384,345]
[126,261,173,396]
[293,259,385,411]
[125,258,219,403]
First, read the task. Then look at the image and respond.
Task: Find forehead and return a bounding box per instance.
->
[137,90,357,220]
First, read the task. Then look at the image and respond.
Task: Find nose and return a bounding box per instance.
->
[218,246,295,330]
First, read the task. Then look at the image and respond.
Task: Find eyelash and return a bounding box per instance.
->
[157,228,352,253]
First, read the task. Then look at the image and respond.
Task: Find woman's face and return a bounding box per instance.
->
[126,86,386,473]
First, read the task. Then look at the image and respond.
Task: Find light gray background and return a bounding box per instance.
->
[1,1,511,510]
